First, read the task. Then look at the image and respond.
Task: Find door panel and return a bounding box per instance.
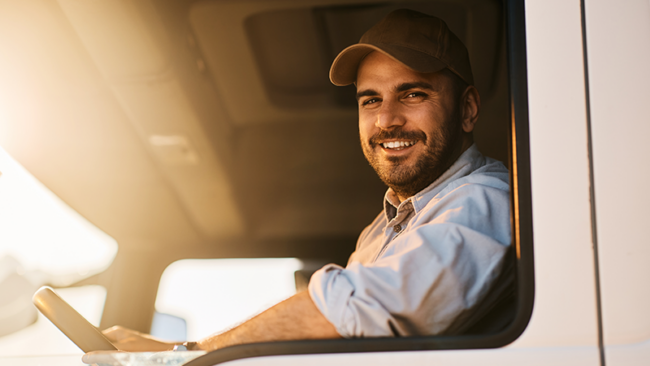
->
[584,0,650,364]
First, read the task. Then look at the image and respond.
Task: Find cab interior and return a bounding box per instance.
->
[0,0,514,354]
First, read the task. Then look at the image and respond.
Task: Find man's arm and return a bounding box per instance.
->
[197,291,341,350]
[103,291,341,352]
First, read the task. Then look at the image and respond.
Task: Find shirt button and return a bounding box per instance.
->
[393,224,402,233]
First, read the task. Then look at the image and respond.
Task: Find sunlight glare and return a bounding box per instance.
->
[0,146,117,286]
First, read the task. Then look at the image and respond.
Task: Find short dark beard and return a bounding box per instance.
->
[361,103,463,199]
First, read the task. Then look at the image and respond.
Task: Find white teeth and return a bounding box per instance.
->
[382,141,415,149]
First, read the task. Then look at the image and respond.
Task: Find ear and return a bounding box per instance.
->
[460,86,480,133]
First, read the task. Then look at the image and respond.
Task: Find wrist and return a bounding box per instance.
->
[172,341,201,351]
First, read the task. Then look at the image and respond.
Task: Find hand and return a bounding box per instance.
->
[102,325,177,352]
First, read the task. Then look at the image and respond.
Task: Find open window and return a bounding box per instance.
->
[145,0,535,364]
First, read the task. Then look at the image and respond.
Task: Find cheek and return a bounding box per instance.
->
[405,110,441,133]
[407,103,452,132]
[358,115,376,139]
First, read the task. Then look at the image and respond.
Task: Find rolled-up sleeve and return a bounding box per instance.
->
[308,181,510,338]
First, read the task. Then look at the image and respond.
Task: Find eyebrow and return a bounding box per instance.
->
[355,81,440,100]
[395,81,438,93]
[355,88,378,100]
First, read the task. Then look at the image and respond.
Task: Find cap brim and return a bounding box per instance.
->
[329,43,448,86]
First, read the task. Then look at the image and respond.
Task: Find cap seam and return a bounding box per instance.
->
[436,22,444,59]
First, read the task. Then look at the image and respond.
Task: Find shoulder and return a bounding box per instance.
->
[425,156,509,211]
[445,157,509,194]
[409,158,511,244]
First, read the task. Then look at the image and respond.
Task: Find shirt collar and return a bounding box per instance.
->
[383,189,402,222]
[383,144,483,217]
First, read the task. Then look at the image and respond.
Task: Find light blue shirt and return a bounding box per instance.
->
[308,144,511,337]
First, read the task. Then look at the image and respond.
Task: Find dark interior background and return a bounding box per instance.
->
[0,0,508,334]
[96,0,509,332]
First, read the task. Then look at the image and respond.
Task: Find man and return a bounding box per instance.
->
[101,8,510,352]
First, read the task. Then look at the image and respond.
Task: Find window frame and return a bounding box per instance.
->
[184,0,534,364]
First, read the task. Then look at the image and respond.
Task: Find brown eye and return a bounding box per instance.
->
[406,92,425,98]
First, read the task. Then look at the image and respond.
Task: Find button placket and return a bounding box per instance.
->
[374,202,413,262]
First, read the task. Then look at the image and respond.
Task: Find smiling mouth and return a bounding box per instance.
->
[381,140,417,150]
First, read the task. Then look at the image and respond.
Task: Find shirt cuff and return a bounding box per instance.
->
[307,264,356,338]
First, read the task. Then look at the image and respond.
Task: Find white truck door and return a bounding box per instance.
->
[583,0,650,365]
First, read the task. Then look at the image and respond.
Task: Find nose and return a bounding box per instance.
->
[376,99,406,130]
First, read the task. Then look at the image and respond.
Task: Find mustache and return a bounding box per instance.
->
[368,129,427,147]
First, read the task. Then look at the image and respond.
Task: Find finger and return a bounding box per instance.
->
[101,328,118,342]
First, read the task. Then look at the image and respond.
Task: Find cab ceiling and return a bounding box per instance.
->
[0,0,506,256]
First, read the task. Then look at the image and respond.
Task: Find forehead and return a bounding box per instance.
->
[356,51,445,91]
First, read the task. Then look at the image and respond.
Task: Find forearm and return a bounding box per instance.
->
[196,291,341,351]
